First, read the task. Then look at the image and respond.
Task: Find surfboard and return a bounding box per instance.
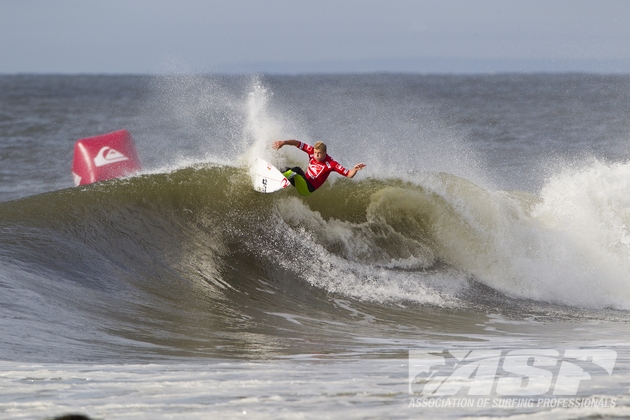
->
[251,158,291,193]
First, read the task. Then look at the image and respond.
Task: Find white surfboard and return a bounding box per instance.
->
[251,158,291,193]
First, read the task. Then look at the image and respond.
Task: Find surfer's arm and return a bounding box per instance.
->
[346,163,366,178]
[272,140,301,150]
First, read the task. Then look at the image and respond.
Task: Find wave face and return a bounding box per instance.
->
[2,158,630,360]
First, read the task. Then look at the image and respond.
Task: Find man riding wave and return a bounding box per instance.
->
[272,140,366,196]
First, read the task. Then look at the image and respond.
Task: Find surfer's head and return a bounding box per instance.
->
[313,141,327,162]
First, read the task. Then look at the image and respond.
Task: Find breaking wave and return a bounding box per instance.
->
[1,159,630,315]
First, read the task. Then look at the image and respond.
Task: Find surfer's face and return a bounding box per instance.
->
[314,149,326,162]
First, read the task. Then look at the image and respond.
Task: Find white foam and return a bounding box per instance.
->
[274,196,468,306]
[423,159,630,309]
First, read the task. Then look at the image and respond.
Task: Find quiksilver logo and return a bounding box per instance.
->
[94,146,130,167]
[307,163,324,178]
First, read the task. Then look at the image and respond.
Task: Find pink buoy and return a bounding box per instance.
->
[72,130,141,186]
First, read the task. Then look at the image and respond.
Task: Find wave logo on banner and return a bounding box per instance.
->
[94,146,130,167]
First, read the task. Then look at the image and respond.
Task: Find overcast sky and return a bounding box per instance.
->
[1,0,630,74]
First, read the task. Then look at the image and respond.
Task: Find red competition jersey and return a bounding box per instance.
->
[298,142,350,189]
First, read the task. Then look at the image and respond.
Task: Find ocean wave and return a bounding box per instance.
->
[1,161,630,314]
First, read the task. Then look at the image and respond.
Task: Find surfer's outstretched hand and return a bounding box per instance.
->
[347,163,366,178]
[272,140,298,150]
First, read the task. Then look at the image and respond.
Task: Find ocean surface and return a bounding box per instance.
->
[1,73,630,419]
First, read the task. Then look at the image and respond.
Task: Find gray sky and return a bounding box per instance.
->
[1,0,630,74]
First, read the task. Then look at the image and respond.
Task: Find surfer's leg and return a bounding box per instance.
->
[283,167,305,184]
[282,167,313,196]
[283,166,304,178]
[282,167,296,179]
[293,175,312,196]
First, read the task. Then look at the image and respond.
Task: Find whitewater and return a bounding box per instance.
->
[1,74,630,419]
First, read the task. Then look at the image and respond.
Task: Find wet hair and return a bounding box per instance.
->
[313,141,327,152]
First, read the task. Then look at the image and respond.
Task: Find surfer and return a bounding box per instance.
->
[272,139,366,196]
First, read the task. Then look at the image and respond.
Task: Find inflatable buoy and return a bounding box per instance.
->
[72,130,141,186]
